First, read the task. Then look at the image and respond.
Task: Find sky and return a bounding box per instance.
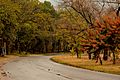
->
[39,0,58,6]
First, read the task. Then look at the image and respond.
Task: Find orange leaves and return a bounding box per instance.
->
[104,44,109,47]
[96,30,99,34]
[102,14,116,25]
[81,40,89,42]
[114,20,120,25]
[80,13,120,53]
[112,26,117,29]
[99,35,106,40]
[81,44,91,47]
[107,31,112,35]
[80,48,86,52]
[81,39,97,44]
[90,40,97,43]
[92,44,97,48]
[98,28,103,32]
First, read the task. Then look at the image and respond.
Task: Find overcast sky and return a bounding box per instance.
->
[39,0,58,6]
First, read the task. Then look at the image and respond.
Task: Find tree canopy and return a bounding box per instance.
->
[0,0,120,65]
[0,0,59,54]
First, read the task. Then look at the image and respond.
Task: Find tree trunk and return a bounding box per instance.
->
[93,52,97,59]
[103,48,108,61]
[75,48,79,58]
[6,41,10,55]
[112,51,116,64]
[52,42,55,52]
[99,55,102,65]
[88,51,91,59]
[45,40,49,53]
[57,39,60,53]
[63,41,68,52]
[95,50,102,65]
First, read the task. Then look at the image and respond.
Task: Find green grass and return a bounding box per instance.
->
[51,54,120,75]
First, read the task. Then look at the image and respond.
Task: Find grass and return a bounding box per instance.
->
[51,54,120,75]
[12,52,65,57]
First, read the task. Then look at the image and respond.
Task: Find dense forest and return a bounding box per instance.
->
[0,0,66,54]
[0,0,120,64]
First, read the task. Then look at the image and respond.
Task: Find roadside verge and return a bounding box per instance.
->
[51,54,120,75]
[0,55,18,80]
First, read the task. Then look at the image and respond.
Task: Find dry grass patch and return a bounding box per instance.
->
[0,55,18,80]
[0,55,17,65]
[51,54,120,75]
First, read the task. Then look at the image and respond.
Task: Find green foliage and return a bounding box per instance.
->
[0,0,59,54]
[0,0,88,55]
[70,47,75,55]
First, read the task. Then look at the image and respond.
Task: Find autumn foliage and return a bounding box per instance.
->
[80,13,120,65]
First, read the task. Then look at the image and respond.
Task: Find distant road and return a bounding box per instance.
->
[3,55,120,80]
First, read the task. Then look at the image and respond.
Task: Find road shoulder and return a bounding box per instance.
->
[0,55,18,80]
[51,54,120,75]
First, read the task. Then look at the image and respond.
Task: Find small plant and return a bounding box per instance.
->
[70,47,75,56]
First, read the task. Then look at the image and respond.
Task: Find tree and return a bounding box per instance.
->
[0,0,59,55]
[55,8,87,57]
[0,0,20,55]
[81,12,120,64]
[61,0,120,25]
[57,0,120,60]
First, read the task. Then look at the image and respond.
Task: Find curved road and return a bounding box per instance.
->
[3,55,120,80]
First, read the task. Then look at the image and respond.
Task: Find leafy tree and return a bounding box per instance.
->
[0,0,59,55]
[55,8,87,57]
[0,0,20,55]
[81,12,120,64]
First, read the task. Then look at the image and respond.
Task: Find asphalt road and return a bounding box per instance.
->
[3,55,120,80]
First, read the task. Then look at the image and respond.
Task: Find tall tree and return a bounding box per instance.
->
[0,0,20,55]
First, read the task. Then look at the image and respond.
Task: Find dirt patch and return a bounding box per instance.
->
[0,55,18,80]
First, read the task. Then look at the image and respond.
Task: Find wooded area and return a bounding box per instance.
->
[0,0,67,55]
[0,0,120,65]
